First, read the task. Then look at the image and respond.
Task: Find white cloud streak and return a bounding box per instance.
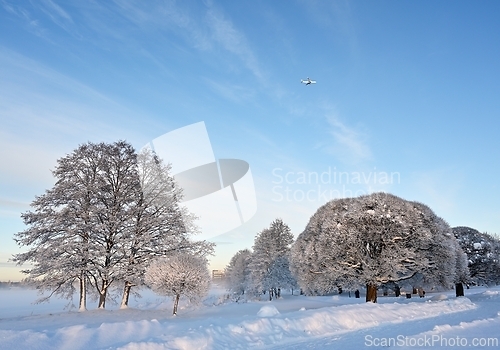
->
[205,7,264,80]
[325,114,372,164]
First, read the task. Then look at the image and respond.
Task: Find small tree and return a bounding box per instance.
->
[225,249,252,296]
[145,254,210,315]
[248,219,294,296]
[262,256,298,298]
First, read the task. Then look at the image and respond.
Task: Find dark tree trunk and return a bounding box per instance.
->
[366,283,377,303]
[98,279,108,309]
[412,287,417,294]
[395,285,401,297]
[173,293,180,315]
[98,293,106,308]
[456,283,464,297]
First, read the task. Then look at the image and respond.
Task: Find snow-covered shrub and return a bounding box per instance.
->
[145,254,211,315]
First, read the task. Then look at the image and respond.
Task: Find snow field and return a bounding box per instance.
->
[2,286,497,349]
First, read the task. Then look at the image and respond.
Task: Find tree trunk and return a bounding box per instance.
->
[173,293,180,315]
[366,283,377,303]
[395,285,401,297]
[412,287,417,294]
[79,272,87,311]
[98,280,108,309]
[456,283,464,297]
[120,282,133,309]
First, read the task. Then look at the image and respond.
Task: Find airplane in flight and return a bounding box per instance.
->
[301,77,316,85]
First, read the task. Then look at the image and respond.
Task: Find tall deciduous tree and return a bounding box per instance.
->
[118,148,213,308]
[13,142,104,310]
[90,141,140,309]
[13,141,214,310]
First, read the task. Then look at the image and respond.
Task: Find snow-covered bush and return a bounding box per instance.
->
[145,254,211,315]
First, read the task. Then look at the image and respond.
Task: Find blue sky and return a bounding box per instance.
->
[1,0,500,281]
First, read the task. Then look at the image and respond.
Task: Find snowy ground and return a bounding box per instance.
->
[0,284,499,349]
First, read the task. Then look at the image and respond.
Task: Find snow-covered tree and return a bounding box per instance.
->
[144,253,211,315]
[13,142,104,310]
[117,148,213,308]
[89,141,141,308]
[13,142,214,310]
[290,193,464,302]
[453,226,500,286]
[262,256,298,298]
[248,219,294,298]
[224,249,252,296]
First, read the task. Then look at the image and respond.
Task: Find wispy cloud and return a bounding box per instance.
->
[205,6,264,81]
[203,78,255,103]
[111,1,264,80]
[37,0,73,26]
[324,114,372,164]
[0,198,30,210]
[0,47,151,188]
[298,0,359,58]
[1,0,48,39]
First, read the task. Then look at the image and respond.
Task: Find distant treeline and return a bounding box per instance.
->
[0,281,25,288]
